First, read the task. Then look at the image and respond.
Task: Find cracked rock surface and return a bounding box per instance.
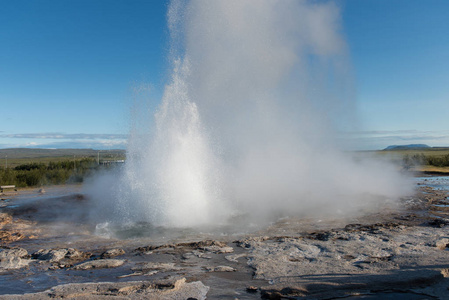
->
[1,179,449,298]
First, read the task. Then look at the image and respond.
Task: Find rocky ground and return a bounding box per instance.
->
[1,179,449,299]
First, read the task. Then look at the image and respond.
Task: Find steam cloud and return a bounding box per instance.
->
[87,0,412,230]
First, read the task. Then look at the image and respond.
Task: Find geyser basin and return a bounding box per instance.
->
[1,178,446,299]
[87,0,412,230]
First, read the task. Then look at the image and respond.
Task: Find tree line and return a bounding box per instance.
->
[0,158,102,187]
[402,153,449,169]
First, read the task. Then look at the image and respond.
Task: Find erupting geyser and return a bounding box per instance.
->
[88,0,412,230]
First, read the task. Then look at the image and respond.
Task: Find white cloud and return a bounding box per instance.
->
[0,132,128,149]
[13,140,126,150]
[0,133,128,140]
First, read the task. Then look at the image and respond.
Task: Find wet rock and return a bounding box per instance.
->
[0,247,30,270]
[235,236,270,249]
[2,184,449,298]
[428,218,449,228]
[100,248,125,258]
[191,250,211,259]
[0,247,28,259]
[305,231,333,241]
[179,240,227,248]
[38,188,46,194]
[66,248,87,259]
[118,270,159,278]
[200,245,234,253]
[0,230,25,243]
[73,258,125,270]
[33,249,67,262]
[225,253,247,262]
[181,244,233,259]
[0,212,38,243]
[0,213,12,226]
[205,265,236,272]
[0,213,27,243]
[32,248,88,263]
[394,213,419,221]
[260,286,308,299]
[182,252,194,259]
[344,222,402,233]
[135,239,227,253]
[259,269,445,299]
[246,286,258,293]
[0,278,209,299]
[132,262,181,272]
[248,241,323,280]
[435,238,449,250]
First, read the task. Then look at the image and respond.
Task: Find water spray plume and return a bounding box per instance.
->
[87,0,412,230]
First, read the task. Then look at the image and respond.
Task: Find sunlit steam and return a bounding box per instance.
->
[87,0,412,230]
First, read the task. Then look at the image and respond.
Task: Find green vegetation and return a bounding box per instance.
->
[2,146,449,188]
[423,154,449,167]
[350,147,449,173]
[0,158,102,187]
[402,153,449,168]
[0,149,127,188]
[0,148,125,168]
[380,147,449,173]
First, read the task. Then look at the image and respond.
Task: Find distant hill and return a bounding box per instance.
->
[0,148,125,159]
[383,144,431,151]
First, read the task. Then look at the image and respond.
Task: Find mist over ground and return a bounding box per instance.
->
[85,0,413,231]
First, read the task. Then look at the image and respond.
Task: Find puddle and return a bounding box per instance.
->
[416,176,449,191]
[429,214,449,220]
[2,205,20,209]
[431,204,449,208]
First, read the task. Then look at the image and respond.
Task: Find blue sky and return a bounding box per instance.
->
[1,0,448,150]
[342,0,449,149]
